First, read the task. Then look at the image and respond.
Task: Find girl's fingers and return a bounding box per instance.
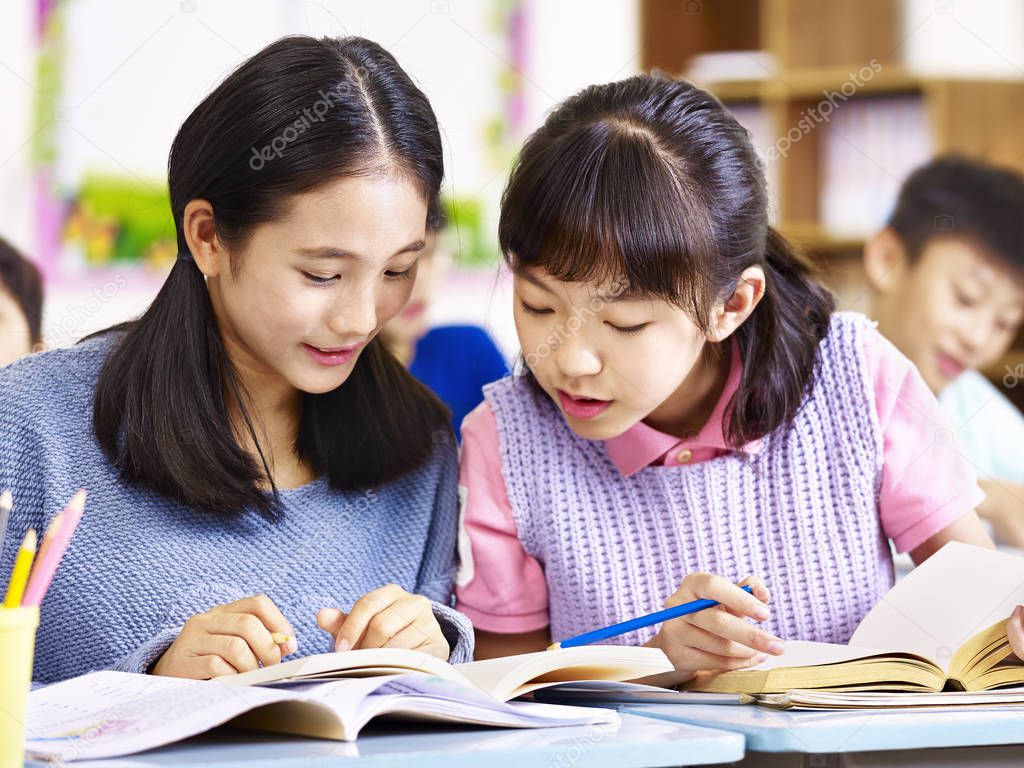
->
[663,646,768,673]
[335,584,406,651]
[686,606,785,655]
[672,574,771,621]
[667,621,769,659]
[203,612,282,667]
[384,619,443,654]
[361,604,417,649]
[211,594,298,654]
[197,654,239,679]
[737,575,771,606]
[205,633,261,673]
[317,607,347,636]
[1009,606,1024,660]
[722,577,771,618]
[237,594,297,650]
[415,636,451,660]
[362,595,432,649]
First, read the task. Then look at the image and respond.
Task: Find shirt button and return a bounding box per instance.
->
[676,449,693,464]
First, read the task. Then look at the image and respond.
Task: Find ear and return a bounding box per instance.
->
[708,266,766,342]
[182,199,227,278]
[863,227,907,293]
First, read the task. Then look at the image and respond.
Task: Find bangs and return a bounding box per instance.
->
[499,120,716,320]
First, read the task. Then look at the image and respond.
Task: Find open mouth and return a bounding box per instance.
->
[936,352,965,380]
[557,390,613,420]
[302,342,362,367]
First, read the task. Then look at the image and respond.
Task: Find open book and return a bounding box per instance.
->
[223,644,674,701]
[25,646,672,761]
[686,542,1024,697]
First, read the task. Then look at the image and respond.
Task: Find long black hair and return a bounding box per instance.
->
[91,36,450,518]
[499,74,835,446]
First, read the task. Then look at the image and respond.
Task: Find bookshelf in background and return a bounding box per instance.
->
[640,0,1024,402]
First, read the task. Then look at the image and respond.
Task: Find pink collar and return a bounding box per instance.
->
[605,339,759,476]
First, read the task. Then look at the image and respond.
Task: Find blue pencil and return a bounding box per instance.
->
[548,585,755,650]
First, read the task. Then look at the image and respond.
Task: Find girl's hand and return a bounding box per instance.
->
[1009,605,1024,660]
[317,583,449,660]
[150,594,298,679]
[646,574,785,681]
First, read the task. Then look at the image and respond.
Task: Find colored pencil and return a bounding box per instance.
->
[3,529,37,608]
[22,490,87,607]
[549,585,756,649]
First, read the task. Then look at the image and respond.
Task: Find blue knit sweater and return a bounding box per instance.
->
[0,334,473,684]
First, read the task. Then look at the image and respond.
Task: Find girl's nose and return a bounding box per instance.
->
[555,335,602,379]
[331,286,378,339]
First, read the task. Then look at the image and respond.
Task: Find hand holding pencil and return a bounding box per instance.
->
[643,573,785,681]
[150,594,299,679]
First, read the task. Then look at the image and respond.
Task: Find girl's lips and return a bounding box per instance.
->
[936,352,965,380]
[557,390,613,420]
[302,342,362,367]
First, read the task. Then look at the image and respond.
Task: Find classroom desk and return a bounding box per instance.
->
[24,713,744,768]
[620,702,1024,767]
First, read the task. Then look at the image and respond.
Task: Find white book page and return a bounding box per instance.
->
[24,671,293,760]
[454,645,673,701]
[223,647,457,687]
[850,542,1024,673]
[359,676,619,729]
[26,671,618,760]
[743,640,903,671]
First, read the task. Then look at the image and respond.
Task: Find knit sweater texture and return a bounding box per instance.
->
[484,312,894,647]
[0,334,472,684]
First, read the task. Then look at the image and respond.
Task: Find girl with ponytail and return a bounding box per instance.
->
[0,36,473,685]
[455,74,1021,673]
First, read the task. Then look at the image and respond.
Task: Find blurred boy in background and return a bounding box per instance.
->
[381,226,508,438]
[866,156,1024,546]
[0,236,43,367]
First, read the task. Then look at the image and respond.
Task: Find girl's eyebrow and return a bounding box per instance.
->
[518,270,629,303]
[296,240,425,261]
[518,270,555,293]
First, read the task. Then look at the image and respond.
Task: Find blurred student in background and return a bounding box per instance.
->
[866,156,1024,547]
[381,225,508,437]
[0,236,43,367]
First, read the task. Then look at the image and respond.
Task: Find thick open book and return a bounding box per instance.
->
[25,646,671,760]
[754,686,1024,710]
[687,542,1024,697]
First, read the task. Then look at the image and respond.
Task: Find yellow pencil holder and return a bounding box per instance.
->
[0,606,39,768]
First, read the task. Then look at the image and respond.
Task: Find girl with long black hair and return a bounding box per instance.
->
[0,35,471,683]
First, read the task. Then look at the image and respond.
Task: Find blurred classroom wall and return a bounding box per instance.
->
[1,0,1023,361]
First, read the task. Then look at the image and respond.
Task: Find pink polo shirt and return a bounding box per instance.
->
[455,323,984,634]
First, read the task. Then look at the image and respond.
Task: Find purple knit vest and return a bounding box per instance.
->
[484,312,894,646]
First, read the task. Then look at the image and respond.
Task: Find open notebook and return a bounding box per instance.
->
[687,542,1024,698]
[25,646,672,760]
